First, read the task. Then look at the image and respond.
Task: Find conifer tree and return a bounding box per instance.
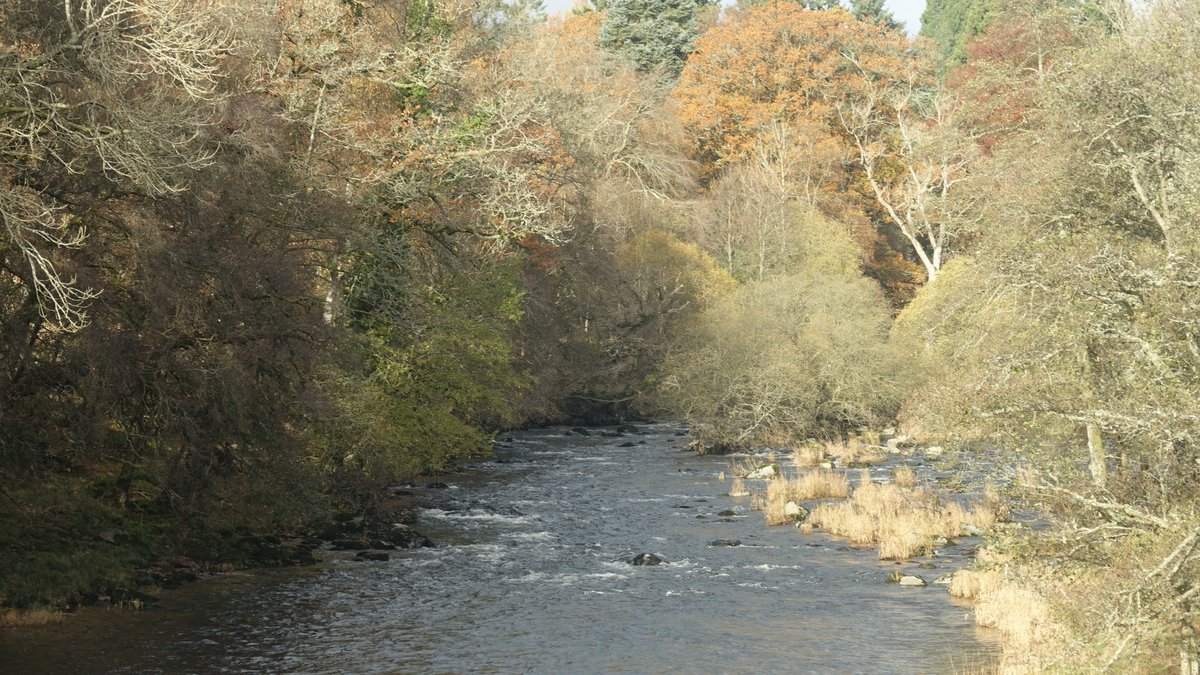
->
[599,0,700,77]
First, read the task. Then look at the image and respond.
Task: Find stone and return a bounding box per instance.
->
[97,528,132,545]
[898,575,927,587]
[924,446,945,458]
[571,427,591,436]
[332,539,371,551]
[918,562,938,570]
[746,464,778,480]
[717,509,738,517]
[384,525,436,549]
[710,539,742,547]
[618,442,636,448]
[616,424,640,434]
[632,553,666,566]
[599,431,622,438]
[784,502,808,521]
[355,551,390,562]
[424,482,450,490]
[933,574,954,585]
[962,523,984,537]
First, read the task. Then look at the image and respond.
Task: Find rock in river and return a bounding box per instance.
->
[632,553,667,566]
[745,464,778,480]
[710,539,742,547]
[385,525,436,549]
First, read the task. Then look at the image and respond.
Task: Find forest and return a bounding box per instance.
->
[1,0,1199,670]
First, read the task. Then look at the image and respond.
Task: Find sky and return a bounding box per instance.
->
[541,0,928,35]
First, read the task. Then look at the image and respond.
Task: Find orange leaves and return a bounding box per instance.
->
[674,6,912,173]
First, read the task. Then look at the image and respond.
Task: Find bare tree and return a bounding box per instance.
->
[839,68,977,283]
[1,0,229,330]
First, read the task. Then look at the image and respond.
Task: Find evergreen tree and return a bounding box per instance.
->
[599,0,699,77]
[920,0,991,67]
[850,0,904,31]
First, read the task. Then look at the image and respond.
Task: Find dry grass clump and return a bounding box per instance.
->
[823,437,886,464]
[794,470,850,500]
[0,607,65,627]
[761,470,849,525]
[728,476,749,497]
[808,481,996,559]
[973,582,1061,654]
[791,444,825,468]
[892,464,918,488]
[948,569,1004,600]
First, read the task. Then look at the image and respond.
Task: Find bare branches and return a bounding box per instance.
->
[838,70,976,283]
[0,0,230,331]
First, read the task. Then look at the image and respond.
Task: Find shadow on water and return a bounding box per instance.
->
[0,424,1000,673]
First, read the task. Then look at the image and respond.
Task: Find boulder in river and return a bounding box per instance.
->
[355,551,390,562]
[745,464,778,480]
[710,539,742,547]
[718,509,738,517]
[887,571,929,585]
[632,553,667,566]
[571,427,591,436]
[616,424,640,434]
[618,442,636,448]
[332,539,371,551]
[784,501,808,522]
[385,525,436,549]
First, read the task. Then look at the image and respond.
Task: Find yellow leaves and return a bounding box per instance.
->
[617,228,737,307]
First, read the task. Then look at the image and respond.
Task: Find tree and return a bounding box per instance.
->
[599,0,700,77]
[838,71,978,283]
[1,0,228,332]
[920,0,991,68]
[674,5,911,171]
[851,0,904,31]
[658,269,906,449]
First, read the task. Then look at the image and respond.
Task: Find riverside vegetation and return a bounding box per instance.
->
[2,0,1199,671]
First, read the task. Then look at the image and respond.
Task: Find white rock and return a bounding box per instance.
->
[898,575,927,587]
[746,465,777,480]
[784,501,805,518]
[962,523,984,537]
[925,446,945,458]
[933,574,954,585]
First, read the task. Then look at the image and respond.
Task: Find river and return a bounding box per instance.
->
[1,423,998,673]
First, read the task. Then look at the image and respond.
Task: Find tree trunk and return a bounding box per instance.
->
[1080,340,1106,487]
[1087,421,1107,488]
[1182,619,1199,675]
[323,265,341,326]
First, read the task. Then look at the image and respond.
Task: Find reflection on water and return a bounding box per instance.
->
[0,425,999,673]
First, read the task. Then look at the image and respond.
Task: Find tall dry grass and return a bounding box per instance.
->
[892,464,918,488]
[791,444,825,467]
[728,476,749,497]
[761,470,850,525]
[807,481,996,559]
[823,438,886,464]
[0,608,65,627]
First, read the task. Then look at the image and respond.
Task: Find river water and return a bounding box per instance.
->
[2,424,999,673]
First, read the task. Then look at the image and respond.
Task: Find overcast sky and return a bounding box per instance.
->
[540,0,928,35]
